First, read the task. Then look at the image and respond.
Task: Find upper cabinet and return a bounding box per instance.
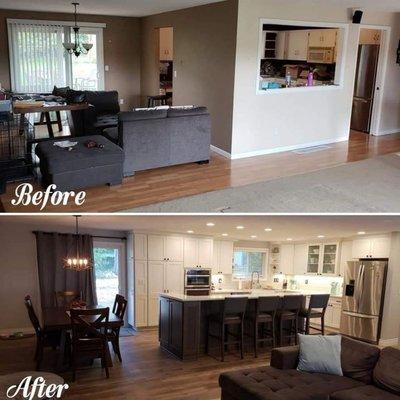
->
[286,30,309,61]
[306,243,339,276]
[275,32,287,59]
[159,27,173,61]
[293,244,308,275]
[308,29,338,47]
[134,233,147,261]
[280,244,295,275]
[212,241,234,275]
[184,237,213,269]
[148,235,183,262]
[339,240,353,277]
[352,236,391,259]
[359,29,381,45]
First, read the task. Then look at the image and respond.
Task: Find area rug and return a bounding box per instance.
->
[126,153,400,213]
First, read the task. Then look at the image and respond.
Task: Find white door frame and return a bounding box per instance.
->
[356,24,391,136]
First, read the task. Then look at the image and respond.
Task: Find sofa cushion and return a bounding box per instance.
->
[119,109,168,122]
[167,106,209,118]
[93,114,119,129]
[373,347,400,395]
[85,90,120,114]
[341,336,381,384]
[103,127,119,144]
[219,366,364,400]
[36,135,124,174]
[331,385,400,400]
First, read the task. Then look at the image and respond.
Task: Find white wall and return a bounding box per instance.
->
[0,220,126,333]
[231,0,400,158]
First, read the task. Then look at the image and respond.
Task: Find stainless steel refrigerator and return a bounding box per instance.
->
[340,260,388,344]
[350,44,380,133]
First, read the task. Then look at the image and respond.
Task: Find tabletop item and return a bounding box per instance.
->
[53,140,78,149]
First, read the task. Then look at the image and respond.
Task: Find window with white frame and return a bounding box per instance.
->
[7,19,105,93]
[233,248,267,278]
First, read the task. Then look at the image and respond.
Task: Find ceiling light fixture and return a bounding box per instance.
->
[264,228,272,232]
[63,2,93,57]
[318,235,325,239]
[358,231,366,235]
[222,233,229,237]
[206,222,215,227]
[187,230,194,234]
[236,226,245,230]
[251,235,257,239]
[287,238,293,241]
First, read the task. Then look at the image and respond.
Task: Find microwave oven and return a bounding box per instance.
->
[307,47,335,64]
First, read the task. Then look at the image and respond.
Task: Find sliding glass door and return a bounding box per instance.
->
[93,240,126,308]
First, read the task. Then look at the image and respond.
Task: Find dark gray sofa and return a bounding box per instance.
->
[105,107,211,177]
[219,336,400,400]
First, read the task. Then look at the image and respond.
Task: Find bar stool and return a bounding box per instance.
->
[299,294,330,335]
[248,296,280,357]
[147,95,168,108]
[206,297,248,362]
[276,295,304,346]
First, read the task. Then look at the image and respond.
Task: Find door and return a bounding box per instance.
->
[148,235,165,261]
[165,262,184,293]
[165,236,183,262]
[198,239,213,268]
[351,45,380,133]
[184,238,199,268]
[148,261,164,326]
[93,240,126,309]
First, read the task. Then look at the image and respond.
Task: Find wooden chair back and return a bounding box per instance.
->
[70,308,110,340]
[113,295,127,320]
[24,295,42,337]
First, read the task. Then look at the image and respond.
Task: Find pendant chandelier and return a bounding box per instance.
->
[62,2,93,57]
[64,215,92,271]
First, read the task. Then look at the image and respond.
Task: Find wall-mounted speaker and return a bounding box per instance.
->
[353,10,364,24]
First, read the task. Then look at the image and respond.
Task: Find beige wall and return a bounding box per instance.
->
[140,0,238,153]
[231,0,400,158]
[0,9,141,110]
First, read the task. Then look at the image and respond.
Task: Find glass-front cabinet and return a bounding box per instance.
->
[306,243,339,276]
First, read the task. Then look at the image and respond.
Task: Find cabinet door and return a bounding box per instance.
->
[275,31,287,59]
[287,30,308,61]
[159,27,173,61]
[159,298,170,345]
[280,244,294,275]
[219,241,234,275]
[307,245,321,274]
[165,262,184,294]
[134,234,147,260]
[169,300,183,355]
[135,295,148,328]
[322,243,338,275]
[359,29,381,45]
[322,29,338,47]
[148,261,165,326]
[165,236,183,262]
[135,260,147,296]
[308,29,323,47]
[370,237,391,258]
[148,235,165,261]
[339,241,353,277]
[331,305,342,329]
[184,237,199,268]
[198,238,213,268]
[325,304,334,327]
[293,244,308,275]
[212,240,221,275]
[352,239,371,259]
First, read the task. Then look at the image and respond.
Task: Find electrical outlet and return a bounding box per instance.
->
[119,99,124,105]
[105,65,110,72]
[305,279,309,285]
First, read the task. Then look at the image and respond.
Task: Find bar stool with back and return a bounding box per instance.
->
[276,295,304,346]
[299,294,330,335]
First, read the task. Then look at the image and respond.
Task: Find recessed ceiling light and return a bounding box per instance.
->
[236,226,245,230]
[187,230,194,234]
[222,233,229,237]
[251,235,257,239]
[318,235,325,239]
[358,231,366,235]
[264,228,272,232]
[287,238,293,241]
[206,222,215,227]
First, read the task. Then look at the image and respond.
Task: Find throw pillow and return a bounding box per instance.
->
[297,334,343,376]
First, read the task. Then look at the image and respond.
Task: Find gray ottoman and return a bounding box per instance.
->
[36,135,124,191]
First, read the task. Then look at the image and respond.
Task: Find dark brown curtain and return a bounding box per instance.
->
[34,232,98,308]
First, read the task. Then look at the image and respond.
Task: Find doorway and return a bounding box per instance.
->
[158,27,174,105]
[93,239,126,308]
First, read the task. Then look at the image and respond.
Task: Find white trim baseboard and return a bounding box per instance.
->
[230,136,349,160]
[210,145,232,159]
[379,338,399,347]
[0,327,35,335]
[373,128,400,136]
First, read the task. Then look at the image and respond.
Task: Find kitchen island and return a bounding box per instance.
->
[159,290,332,360]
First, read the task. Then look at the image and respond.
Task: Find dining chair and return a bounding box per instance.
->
[299,294,330,335]
[24,295,60,371]
[108,294,128,362]
[54,291,81,307]
[70,308,110,381]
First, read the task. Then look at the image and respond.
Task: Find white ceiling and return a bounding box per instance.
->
[2,215,399,242]
[0,0,399,17]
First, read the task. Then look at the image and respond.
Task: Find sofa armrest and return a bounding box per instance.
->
[271,346,300,370]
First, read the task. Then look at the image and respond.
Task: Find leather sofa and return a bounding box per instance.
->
[68,90,120,137]
[104,107,211,177]
[219,336,400,400]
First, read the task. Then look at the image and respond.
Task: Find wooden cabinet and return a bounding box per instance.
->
[287,30,309,61]
[134,233,147,261]
[212,241,234,275]
[159,27,173,61]
[306,243,339,276]
[308,29,337,47]
[184,237,213,269]
[352,236,391,259]
[293,244,308,275]
[359,29,381,45]
[280,244,295,275]
[148,235,183,262]
[134,260,148,328]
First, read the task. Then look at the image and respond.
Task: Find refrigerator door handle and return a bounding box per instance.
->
[355,264,365,310]
[342,311,377,319]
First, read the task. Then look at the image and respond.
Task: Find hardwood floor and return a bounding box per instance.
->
[2,130,400,213]
[0,330,270,400]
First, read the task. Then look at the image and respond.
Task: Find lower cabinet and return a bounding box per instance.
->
[325,298,342,329]
[159,297,200,360]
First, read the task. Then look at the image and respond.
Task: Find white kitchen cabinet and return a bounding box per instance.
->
[280,244,295,275]
[308,29,337,47]
[165,262,184,294]
[134,260,148,328]
[339,241,353,277]
[287,30,309,61]
[306,243,339,276]
[159,27,173,61]
[212,241,234,275]
[359,29,381,45]
[325,298,342,329]
[184,237,213,269]
[148,235,183,262]
[275,31,287,59]
[134,234,147,261]
[293,244,308,275]
[352,236,391,259]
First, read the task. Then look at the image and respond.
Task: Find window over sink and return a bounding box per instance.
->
[233,248,267,278]
[257,19,347,93]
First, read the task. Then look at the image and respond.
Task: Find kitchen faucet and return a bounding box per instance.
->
[251,272,261,289]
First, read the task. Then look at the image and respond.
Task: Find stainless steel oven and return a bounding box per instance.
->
[184,268,211,296]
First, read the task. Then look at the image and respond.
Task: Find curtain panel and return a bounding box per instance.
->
[34,231,98,308]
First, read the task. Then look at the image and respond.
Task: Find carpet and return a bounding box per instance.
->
[127,153,400,213]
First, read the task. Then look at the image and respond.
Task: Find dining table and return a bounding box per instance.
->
[42,306,124,372]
